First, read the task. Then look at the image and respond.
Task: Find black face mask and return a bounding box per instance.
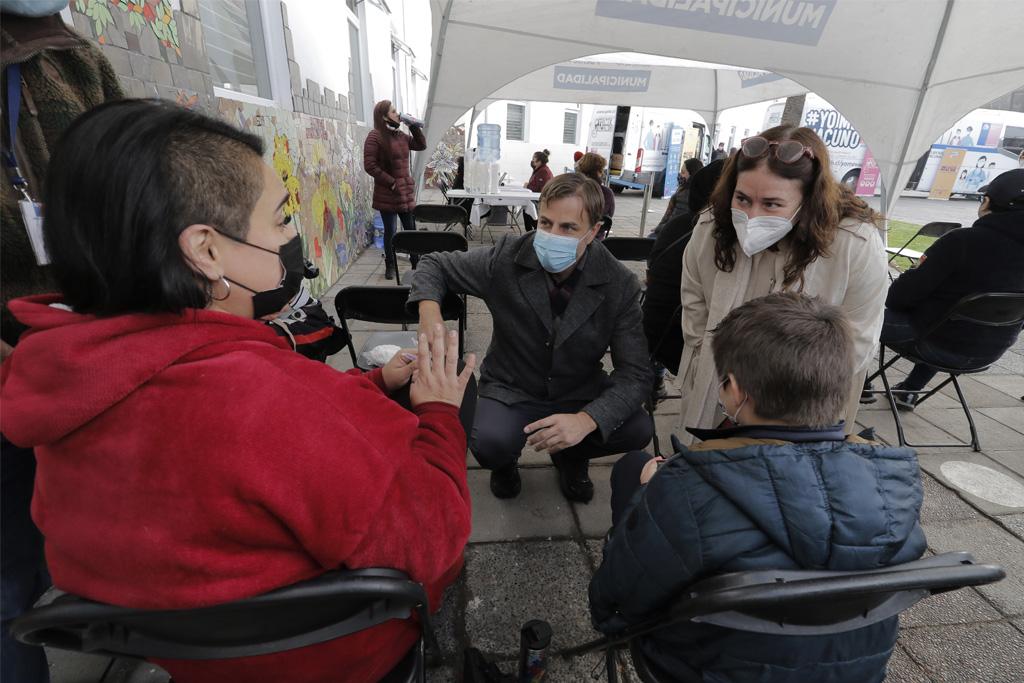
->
[219,231,306,319]
[385,118,400,129]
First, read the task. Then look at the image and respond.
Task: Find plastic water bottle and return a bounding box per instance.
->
[488,161,499,194]
[465,149,477,192]
[373,213,385,249]
[477,123,502,164]
[398,112,424,128]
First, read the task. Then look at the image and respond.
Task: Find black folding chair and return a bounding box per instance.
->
[391,231,468,286]
[597,215,613,240]
[334,285,465,370]
[864,292,1024,451]
[563,552,1004,683]
[413,204,469,238]
[602,237,655,262]
[12,568,439,683]
[885,221,960,270]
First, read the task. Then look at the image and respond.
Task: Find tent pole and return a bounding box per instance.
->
[883,0,955,217]
[414,0,455,196]
[639,180,653,237]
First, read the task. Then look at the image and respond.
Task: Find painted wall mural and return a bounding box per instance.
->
[220,100,375,297]
[75,0,180,55]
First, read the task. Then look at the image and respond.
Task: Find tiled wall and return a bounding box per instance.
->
[69,0,374,296]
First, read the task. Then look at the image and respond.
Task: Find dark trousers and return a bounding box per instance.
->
[1,435,50,683]
[522,210,537,232]
[881,309,997,392]
[610,450,655,527]
[380,211,415,267]
[469,397,653,470]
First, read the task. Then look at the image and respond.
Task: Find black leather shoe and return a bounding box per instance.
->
[860,381,878,404]
[891,382,918,411]
[552,453,593,503]
[489,464,521,499]
[384,263,396,281]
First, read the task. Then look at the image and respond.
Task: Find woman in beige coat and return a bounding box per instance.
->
[677,126,887,444]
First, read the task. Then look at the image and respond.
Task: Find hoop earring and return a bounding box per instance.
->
[211,276,231,302]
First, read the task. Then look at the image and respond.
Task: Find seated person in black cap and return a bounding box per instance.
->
[867,168,1024,409]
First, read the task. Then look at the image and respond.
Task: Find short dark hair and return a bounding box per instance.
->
[711,292,853,428]
[44,99,265,316]
[539,173,605,227]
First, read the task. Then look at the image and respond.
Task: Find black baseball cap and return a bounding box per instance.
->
[985,168,1024,211]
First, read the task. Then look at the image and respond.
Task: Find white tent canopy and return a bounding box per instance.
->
[477,58,807,132]
[420,0,1024,216]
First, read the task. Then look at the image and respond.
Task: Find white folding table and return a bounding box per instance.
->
[445,189,540,229]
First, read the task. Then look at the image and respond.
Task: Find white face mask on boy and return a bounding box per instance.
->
[731,205,801,257]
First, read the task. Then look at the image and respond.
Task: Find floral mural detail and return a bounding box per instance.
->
[272,134,301,218]
[425,124,465,188]
[218,100,374,297]
[76,0,180,55]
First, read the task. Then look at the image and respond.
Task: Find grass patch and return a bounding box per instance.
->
[886,220,934,271]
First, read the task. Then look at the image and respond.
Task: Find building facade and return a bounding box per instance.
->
[65,0,430,295]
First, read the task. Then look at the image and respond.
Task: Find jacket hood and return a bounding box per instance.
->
[1,13,85,66]
[1,295,289,447]
[976,210,1024,245]
[680,438,925,569]
[687,159,725,213]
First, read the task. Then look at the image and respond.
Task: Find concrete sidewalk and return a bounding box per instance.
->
[47,195,1023,682]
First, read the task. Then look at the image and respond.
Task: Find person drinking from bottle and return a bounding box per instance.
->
[363,100,425,280]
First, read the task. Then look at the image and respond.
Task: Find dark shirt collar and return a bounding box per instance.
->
[685,421,848,444]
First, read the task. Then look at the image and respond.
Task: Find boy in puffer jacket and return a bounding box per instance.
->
[590,292,926,683]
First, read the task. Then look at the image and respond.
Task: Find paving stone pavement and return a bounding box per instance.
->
[48,193,1023,682]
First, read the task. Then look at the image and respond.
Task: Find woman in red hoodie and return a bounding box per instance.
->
[0,100,475,683]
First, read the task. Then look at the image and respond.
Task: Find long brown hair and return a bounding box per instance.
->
[576,152,606,181]
[708,125,879,288]
[372,99,395,172]
[374,98,393,137]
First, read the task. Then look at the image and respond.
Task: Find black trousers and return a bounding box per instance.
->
[1,435,50,683]
[609,450,656,527]
[469,397,652,470]
[380,210,415,267]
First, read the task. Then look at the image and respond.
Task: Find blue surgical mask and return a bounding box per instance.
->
[533,229,580,273]
[0,0,69,16]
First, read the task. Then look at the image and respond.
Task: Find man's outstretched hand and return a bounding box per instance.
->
[525,412,597,454]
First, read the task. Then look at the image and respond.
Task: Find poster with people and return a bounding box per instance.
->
[952,151,998,194]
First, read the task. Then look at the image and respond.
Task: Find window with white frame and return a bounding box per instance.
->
[563,110,579,145]
[507,103,526,141]
[348,20,365,121]
[199,0,272,99]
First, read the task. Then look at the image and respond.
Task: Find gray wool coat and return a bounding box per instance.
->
[407,232,654,439]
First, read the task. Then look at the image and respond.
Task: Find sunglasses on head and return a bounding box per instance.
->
[740,136,815,164]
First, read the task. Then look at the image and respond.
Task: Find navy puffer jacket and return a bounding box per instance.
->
[589,436,926,683]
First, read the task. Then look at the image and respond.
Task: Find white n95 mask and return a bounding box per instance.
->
[731,206,800,257]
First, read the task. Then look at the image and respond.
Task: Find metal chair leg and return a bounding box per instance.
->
[876,346,909,448]
[949,374,982,452]
[606,647,620,683]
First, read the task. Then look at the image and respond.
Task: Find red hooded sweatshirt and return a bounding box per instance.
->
[1,295,471,683]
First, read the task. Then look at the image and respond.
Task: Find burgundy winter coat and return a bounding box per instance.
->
[363,126,426,213]
[526,164,554,193]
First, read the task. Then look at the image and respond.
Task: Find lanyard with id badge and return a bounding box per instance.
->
[4,63,50,266]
